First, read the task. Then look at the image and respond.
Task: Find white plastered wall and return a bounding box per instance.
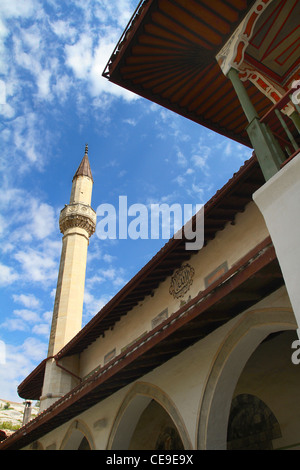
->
[79,201,269,379]
[253,152,300,337]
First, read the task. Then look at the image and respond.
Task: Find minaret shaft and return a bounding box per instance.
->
[48,225,90,356]
[70,176,93,206]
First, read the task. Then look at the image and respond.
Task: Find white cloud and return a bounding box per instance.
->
[30,203,56,240]
[42,311,53,323]
[82,0,134,29]
[113,276,126,288]
[0,102,15,118]
[123,118,137,126]
[190,145,211,178]
[0,336,47,401]
[0,187,58,247]
[1,304,52,338]
[0,0,37,19]
[13,293,40,309]
[13,33,44,77]
[52,73,73,101]
[102,267,127,287]
[21,337,47,361]
[224,141,232,157]
[0,18,8,43]
[36,68,52,99]
[86,274,105,287]
[8,113,47,169]
[65,33,94,80]
[102,268,117,280]
[173,175,186,187]
[192,154,207,168]
[32,323,50,336]
[190,183,205,197]
[0,214,7,237]
[84,261,128,318]
[0,318,28,332]
[0,262,19,286]
[176,149,188,167]
[0,340,37,402]
[24,29,42,50]
[103,253,116,263]
[83,289,112,318]
[50,19,77,41]
[1,307,41,333]
[13,309,41,323]
[65,31,138,101]
[14,248,58,284]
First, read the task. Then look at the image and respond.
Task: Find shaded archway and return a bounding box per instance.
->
[107,382,192,450]
[197,307,296,450]
[29,440,44,450]
[129,399,185,450]
[60,420,95,450]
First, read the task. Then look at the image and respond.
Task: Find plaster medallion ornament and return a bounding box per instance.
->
[169,264,195,299]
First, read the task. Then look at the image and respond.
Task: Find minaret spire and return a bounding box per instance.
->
[40,145,96,412]
[73,143,93,182]
[70,144,94,206]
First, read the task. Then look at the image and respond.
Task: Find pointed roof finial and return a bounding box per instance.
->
[73,143,93,182]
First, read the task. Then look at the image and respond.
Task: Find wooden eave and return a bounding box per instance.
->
[2,233,284,450]
[102,0,261,147]
[103,0,299,152]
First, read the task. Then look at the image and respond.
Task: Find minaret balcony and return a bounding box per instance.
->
[59,203,97,238]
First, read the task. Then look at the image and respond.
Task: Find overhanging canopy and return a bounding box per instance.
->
[103,0,262,146]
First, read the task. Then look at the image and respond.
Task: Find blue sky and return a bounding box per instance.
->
[0,0,252,402]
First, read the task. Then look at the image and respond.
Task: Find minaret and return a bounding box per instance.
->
[40,145,96,411]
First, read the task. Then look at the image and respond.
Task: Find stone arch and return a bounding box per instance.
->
[60,419,95,450]
[107,381,192,450]
[29,440,44,450]
[197,308,296,450]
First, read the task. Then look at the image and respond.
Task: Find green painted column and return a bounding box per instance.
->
[227,68,258,123]
[290,110,300,134]
[227,68,286,181]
